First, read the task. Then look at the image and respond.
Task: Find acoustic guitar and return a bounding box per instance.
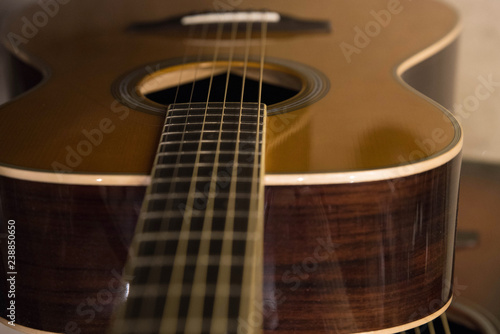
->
[0,0,462,333]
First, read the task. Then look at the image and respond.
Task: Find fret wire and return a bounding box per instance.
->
[161,133,264,143]
[151,176,255,183]
[169,106,264,114]
[127,283,247,298]
[141,210,252,220]
[165,121,260,127]
[166,116,259,123]
[113,318,239,334]
[163,130,259,136]
[153,162,257,168]
[166,124,260,132]
[145,192,257,201]
[136,230,261,243]
[159,139,261,145]
[167,112,259,117]
[164,116,263,123]
[157,150,259,157]
[131,254,246,267]
[156,153,259,166]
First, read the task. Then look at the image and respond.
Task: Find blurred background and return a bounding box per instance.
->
[0,0,499,333]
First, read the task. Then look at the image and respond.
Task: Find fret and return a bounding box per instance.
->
[153,165,258,179]
[167,107,265,117]
[165,122,261,133]
[112,318,240,334]
[129,254,247,267]
[151,179,256,194]
[161,131,263,143]
[135,230,261,243]
[157,150,259,158]
[158,139,259,146]
[147,196,254,213]
[139,215,257,234]
[141,205,258,220]
[156,152,259,166]
[151,176,255,183]
[126,283,248,298]
[145,192,258,201]
[166,110,263,118]
[159,141,258,154]
[166,115,259,124]
[152,162,258,168]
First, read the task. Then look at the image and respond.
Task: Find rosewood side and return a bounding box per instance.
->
[0,156,460,333]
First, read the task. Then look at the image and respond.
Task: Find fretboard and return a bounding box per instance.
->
[110,102,266,334]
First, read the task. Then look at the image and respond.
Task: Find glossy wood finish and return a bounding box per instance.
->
[0,177,144,333]
[263,156,461,333]
[0,156,460,333]
[0,0,460,176]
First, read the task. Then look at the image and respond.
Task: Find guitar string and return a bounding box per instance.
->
[158,23,208,229]
[207,20,246,333]
[184,20,239,333]
[441,314,451,334]
[188,23,209,108]
[132,23,206,323]
[173,24,196,106]
[159,22,225,333]
[428,320,436,334]
[238,19,268,329]
[122,22,207,331]
[114,24,205,331]
[158,23,209,232]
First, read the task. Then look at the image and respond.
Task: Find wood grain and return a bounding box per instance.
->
[0,156,460,333]
[262,156,461,333]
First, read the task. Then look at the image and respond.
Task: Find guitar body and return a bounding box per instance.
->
[0,0,462,333]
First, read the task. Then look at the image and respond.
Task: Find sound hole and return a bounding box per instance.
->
[138,62,302,107]
[112,58,329,115]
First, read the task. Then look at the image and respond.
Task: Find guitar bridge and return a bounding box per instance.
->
[128,10,331,33]
[181,11,281,25]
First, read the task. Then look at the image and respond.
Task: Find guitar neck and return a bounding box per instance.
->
[110,102,266,333]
